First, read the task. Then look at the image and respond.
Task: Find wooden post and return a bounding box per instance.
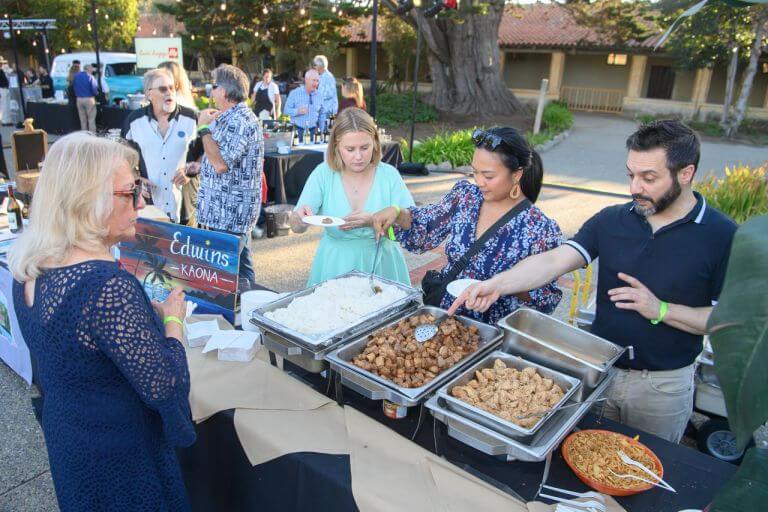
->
[533,78,549,135]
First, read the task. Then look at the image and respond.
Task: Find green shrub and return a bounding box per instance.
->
[695,165,768,223]
[376,92,438,127]
[688,120,725,138]
[402,129,475,168]
[542,102,573,133]
[635,113,658,125]
[525,130,554,147]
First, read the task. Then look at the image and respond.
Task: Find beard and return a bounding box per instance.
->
[633,175,681,217]
[161,100,177,113]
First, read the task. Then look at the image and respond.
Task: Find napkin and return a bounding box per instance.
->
[185,319,220,348]
[202,331,262,362]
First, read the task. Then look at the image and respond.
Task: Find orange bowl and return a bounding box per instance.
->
[561,429,664,496]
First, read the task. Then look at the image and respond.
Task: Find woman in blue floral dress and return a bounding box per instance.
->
[372,127,563,325]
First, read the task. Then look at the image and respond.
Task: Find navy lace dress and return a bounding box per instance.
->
[13,260,196,512]
[396,180,564,325]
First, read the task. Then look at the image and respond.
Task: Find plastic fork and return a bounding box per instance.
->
[617,450,676,492]
[607,468,677,493]
[538,484,607,512]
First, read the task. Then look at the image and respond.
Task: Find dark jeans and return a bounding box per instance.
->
[295,126,316,143]
[201,226,256,291]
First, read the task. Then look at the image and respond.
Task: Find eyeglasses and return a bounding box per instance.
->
[150,85,176,94]
[472,129,509,150]
[113,179,144,209]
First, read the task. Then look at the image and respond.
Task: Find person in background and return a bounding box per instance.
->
[159,60,196,110]
[372,127,563,324]
[72,63,98,131]
[250,67,281,120]
[37,65,54,99]
[449,120,737,443]
[196,64,263,289]
[284,68,323,142]
[313,55,338,132]
[24,68,37,85]
[339,77,366,113]
[90,63,110,104]
[9,132,195,511]
[0,59,9,125]
[158,60,200,226]
[121,68,199,223]
[291,107,414,286]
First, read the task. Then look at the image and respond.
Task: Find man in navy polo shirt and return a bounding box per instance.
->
[449,120,737,442]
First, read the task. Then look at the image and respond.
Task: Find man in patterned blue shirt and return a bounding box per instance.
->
[196,64,264,288]
[284,69,323,142]
[313,55,338,132]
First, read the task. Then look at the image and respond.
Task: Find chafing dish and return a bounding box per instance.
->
[499,308,626,400]
[427,370,615,462]
[250,271,422,373]
[437,351,581,442]
[325,306,503,407]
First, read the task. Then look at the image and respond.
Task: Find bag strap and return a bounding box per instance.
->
[443,199,531,284]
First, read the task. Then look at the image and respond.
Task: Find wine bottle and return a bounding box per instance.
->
[7,185,23,233]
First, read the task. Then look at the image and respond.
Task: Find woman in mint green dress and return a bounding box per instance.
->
[290,107,414,286]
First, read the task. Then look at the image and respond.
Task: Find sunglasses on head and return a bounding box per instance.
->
[151,85,175,94]
[472,129,509,150]
[113,179,143,209]
[212,84,219,90]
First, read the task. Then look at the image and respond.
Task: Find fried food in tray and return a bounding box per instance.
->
[351,314,480,388]
[450,359,565,429]
[565,430,662,491]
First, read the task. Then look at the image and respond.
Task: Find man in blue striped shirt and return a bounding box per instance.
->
[284,69,324,142]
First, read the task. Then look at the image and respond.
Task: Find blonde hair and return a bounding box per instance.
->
[341,77,365,109]
[158,61,196,109]
[8,132,139,282]
[66,62,80,85]
[327,107,382,172]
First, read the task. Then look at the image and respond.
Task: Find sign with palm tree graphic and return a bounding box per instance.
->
[119,219,241,323]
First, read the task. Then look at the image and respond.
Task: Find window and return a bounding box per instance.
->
[607,53,628,66]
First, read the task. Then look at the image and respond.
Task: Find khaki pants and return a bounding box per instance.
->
[76,97,97,131]
[601,364,696,443]
[180,176,200,227]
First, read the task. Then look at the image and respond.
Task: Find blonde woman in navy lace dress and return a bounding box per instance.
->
[9,132,195,512]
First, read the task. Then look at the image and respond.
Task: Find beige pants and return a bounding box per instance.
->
[601,364,696,443]
[76,97,97,132]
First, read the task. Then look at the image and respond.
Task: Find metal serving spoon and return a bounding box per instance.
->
[414,315,450,343]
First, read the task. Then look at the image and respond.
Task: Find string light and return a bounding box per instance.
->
[45,48,49,54]
[262,6,268,14]
[281,25,286,32]
[104,14,109,20]
[170,33,174,37]
[120,21,124,27]
[220,2,226,11]
[210,35,214,41]
[191,34,196,40]
[339,10,343,16]
[61,48,65,53]
[137,26,142,31]
[95,8,99,13]
[32,40,37,47]
[231,29,236,36]
[254,31,259,37]
[152,28,157,35]
[77,40,82,46]
[300,7,305,15]
[331,6,336,12]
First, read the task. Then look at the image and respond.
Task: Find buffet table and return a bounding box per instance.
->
[264,142,404,205]
[177,337,737,512]
[26,101,134,135]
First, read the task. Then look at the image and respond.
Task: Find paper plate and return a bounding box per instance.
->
[446,278,480,297]
[303,215,346,227]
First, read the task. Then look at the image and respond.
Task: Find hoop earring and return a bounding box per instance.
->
[510,183,521,200]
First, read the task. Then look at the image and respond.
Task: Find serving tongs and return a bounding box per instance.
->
[616,450,676,492]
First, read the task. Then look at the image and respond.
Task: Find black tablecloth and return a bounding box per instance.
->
[263,142,404,205]
[178,363,737,512]
[26,101,135,135]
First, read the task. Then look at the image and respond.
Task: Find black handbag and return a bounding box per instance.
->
[421,199,531,307]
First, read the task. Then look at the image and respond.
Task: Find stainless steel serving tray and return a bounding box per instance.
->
[427,370,615,462]
[250,271,422,373]
[499,308,626,400]
[326,306,503,407]
[437,351,581,442]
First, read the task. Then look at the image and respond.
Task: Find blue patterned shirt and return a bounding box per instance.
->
[396,180,564,325]
[318,70,338,116]
[197,102,264,234]
[284,86,324,130]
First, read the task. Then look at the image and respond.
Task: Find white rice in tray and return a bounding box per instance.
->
[264,276,408,340]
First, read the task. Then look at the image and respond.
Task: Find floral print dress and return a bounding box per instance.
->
[396,180,564,325]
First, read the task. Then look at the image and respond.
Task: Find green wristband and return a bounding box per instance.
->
[163,315,184,327]
[197,124,209,133]
[650,301,668,325]
[387,205,401,241]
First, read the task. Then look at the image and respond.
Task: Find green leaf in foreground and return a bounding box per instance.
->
[708,215,768,450]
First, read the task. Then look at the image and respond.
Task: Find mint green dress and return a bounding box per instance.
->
[296,161,415,286]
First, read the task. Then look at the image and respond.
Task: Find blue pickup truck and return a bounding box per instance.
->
[51,52,144,101]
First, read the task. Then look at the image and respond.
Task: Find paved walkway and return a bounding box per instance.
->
[541,113,768,195]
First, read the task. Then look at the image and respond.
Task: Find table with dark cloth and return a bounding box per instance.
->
[26,101,136,135]
[178,361,737,512]
[263,142,404,205]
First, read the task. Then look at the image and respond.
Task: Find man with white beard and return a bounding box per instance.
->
[122,68,200,222]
